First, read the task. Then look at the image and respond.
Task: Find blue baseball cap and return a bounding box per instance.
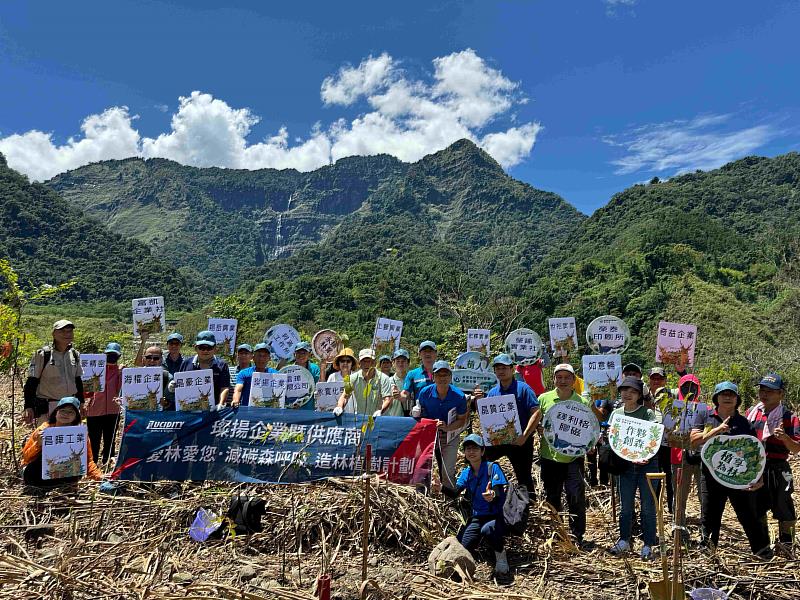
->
[759,373,784,390]
[432,360,451,373]
[293,341,312,353]
[194,330,216,347]
[253,342,271,353]
[461,433,485,448]
[419,340,437,352]
[712,381,739,400]
[56,396,81,412]
[491,353,514,367]
[104,342,122,356]
[167,332,184,344]
[236,344,254,353]
[392,349,410,360]
[377,354,392,364]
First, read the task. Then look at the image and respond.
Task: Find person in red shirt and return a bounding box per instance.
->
[747,373,800,546]
[84,342,123,465]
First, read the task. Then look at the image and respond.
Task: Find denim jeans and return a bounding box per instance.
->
[458,514,505,552]
[618,461,659,546]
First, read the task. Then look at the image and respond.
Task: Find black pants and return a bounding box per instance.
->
[758,459,796,542]
[700,468,770,553]
[86,414,120,464]
[484,436,535,494]
[656,445,674,512]
[540,457,586,540]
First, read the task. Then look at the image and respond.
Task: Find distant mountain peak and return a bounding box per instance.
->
[418,139,505,174]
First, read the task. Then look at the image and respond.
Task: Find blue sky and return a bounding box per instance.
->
[1,0,797,213]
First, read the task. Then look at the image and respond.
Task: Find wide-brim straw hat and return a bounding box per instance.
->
[333,347,359,370]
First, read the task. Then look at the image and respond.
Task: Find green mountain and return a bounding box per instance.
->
[0,153,192,305]
[46,140,584,296]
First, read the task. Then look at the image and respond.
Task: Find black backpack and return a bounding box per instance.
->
[225,494,266,535]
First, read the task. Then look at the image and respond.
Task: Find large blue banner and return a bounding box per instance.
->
[113,407,437,484]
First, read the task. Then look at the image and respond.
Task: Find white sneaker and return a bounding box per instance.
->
[494,550,509,574]
[610,539,631,555]
[640,545,654,560]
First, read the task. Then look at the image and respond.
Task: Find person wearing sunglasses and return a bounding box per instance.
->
[178,331,231,408]
[140,346,175,410]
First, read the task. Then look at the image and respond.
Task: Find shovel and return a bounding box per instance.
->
[646,472,670,600]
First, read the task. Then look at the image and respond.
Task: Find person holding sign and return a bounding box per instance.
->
[178,331,231,406]
[453,434,510,575]
[609,377,660,560]
[333,349,393,417]
[85,342,123,465]
[23,320,84,426]
[747,373,800,547]
[390,349,411,415]
[21,397,102,487]
[690,382,772,558]
[401,340,437,408]
[141,345,175,410]
[292,341,321,383]
[473,354,540,494]
[537,364,603,547]
[232,343,278,407]
[415,361,468,495]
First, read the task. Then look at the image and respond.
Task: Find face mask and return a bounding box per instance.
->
[107,354,120,364]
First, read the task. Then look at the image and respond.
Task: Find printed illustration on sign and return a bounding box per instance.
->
[280,365,316,409]
[315,381,344,412]
[312,329,343,362]
[174,369,216,411]
[208,318,238,356]
[466,329,490,355]
[372,318,403,357]
[548,317,578,357]
[608,412,664,463]
[264,324,301,360]
[504,328,543,366]
[80,354,107,393]
[132,297,165,338]
[656,321,697,367]
[42,425,88,480]
[582,354,622,404]
[476,394,521,446]
[452,351,497,392]
[122,367,164,410]
[542,400,600,458]
[249,372,287,408]
[701,434,766,490]
[585,315,630,354]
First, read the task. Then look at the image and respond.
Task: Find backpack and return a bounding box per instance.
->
[597,442,630,475]
[224,494,266,535]
[502,479,530,536]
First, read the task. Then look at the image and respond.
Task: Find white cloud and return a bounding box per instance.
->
[604,114,778,176]
[0,49,540,181]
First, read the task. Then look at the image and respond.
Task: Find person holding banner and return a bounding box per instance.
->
[21,397,102,487]
[142,345,175,410]
[334,349,393,417]
[164,332,185,376]
[537,364,603,547]
[416,360,468,495]
[292,341,321,383]
[23,320,84,426]
[230,344,254,388]
[690,382,773,558]
[390,349,411,416]
[401,340,437,408]
[609,377,659,560]
[747,373,800,547]
[473,353,540,494]
[453,433,510,575]
[85,342,123,465]
[178,331,231,406]
[232,343,279,408]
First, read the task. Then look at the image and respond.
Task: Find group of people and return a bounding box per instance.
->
[18,319,800,576]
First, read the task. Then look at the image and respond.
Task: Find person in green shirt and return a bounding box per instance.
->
[538,363,604,547]
[335,349,393,417]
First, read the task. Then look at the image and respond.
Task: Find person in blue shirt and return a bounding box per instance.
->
[453,433,510,575]
[401,340,437,407]
[178,330,232,407]
[292,341,321,383]
[232,343,279,407]
[414,360,467,495]
[474,353,540,494]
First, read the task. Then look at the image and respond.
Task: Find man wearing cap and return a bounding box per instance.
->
[85,342,124,464]
[229,344,254,391]
[178,331,232,407]
[164,333,185,376]
[23,320,84,425]
[390,349,411,415]
[232,343,278,408]
[377,355,393,377]
[415,360,468,495]
[401,341,437,408]
[690,381,773,558]
[747,373,800,547]
[537,363,605,546]
[292,341,321,383]
[473,353,540,494]
[334,349,394,417]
